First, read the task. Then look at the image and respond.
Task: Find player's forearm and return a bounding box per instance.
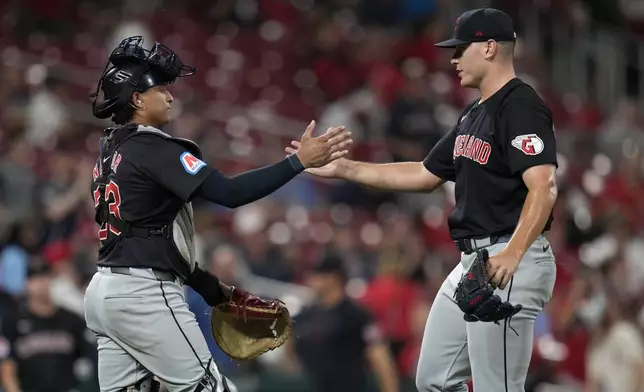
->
[374,366,399,392]
[195,155,303,208]
[1,360,22,392]
[185,265,228,306]
[585,378,600,392]
[2,379,20,392]
[505,181,557,260]
[632,361,644,392]
[338,160,441,192]
[367,344,400,392]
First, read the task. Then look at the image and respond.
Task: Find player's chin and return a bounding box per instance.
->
[459,74,476,88]
[157,113,172,126]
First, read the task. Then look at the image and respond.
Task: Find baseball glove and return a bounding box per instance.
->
[453,248,522,324]
[210,287,292,360]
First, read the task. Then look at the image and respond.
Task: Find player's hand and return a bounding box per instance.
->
[291,121,352,169]
[486,250,520,290]
[285,140,347,178]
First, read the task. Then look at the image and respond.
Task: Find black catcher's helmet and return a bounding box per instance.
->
[91,36,197,120]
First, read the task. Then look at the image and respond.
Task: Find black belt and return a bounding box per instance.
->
[108,267,176,282]
[454,234,513,254]
[96,203,171,239]
[122,224,172,239]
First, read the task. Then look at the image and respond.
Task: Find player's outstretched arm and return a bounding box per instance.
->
[193,121,352,208]
[184,264,230,306]
[286,141,444,193]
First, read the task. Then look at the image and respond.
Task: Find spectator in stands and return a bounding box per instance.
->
[397,298,430,382]
[40,153,92,249]
[0,139,37,240]
[360,248,423,360]
[0,220,42,297]
[586,287,644,392]
[286,253,400,392]
[0,261,97,392]
[386,72,443,162]
[597,95,644,161]
[25,76,69,150]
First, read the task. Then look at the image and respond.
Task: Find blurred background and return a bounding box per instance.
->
[1,0,644,391]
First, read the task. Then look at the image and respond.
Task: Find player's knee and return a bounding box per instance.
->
[415,372,468,392]
[186,370,237,392]
[415,372,442,392]
[118,376,160,392]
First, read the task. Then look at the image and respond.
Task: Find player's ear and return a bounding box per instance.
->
[484,40,495,59]
[131,92,144,110]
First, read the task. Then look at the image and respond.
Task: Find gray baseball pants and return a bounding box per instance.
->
[415,235,556,392]
[84,267,237,392]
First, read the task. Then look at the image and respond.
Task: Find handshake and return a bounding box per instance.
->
[286,120,351,179]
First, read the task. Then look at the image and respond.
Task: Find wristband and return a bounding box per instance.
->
[287,153,305,173]
[185,266,227,307]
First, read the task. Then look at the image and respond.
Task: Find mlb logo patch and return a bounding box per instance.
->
[180,152,207,175]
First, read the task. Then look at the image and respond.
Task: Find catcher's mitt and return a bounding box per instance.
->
[210,287,292,360]
[454,248,522,324]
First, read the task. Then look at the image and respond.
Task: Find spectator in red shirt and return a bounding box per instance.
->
[360,248,423,359]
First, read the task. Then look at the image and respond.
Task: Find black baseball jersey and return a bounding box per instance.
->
[423,78,558,240]
[91,126,214,273]
[0,306,96,392]
[293,299,384,392]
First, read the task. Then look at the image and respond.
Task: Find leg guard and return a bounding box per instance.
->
[119,376,161,392]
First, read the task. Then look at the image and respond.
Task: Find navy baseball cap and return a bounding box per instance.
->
[311,253,347,280]
[435,8,516,48]
[27,261,52,278]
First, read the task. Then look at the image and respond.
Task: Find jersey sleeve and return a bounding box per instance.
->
[357,308,384,348]
[498,98,558,175]
[1,320,18,361]
[422,127,457,182]
[139,138,215,202]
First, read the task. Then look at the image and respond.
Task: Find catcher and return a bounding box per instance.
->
[83,36,352,392]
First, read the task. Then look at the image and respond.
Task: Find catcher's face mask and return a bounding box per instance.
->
[91,36,197,120]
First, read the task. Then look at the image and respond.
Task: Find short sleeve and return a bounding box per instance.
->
[358,309,384,347]
[498,98,558,175]
[1,320,17,360]
[139,138,215,201]
[615,322,644,363]
[422,127,457,182]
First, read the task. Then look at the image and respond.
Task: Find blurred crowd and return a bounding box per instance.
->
[2,0,644,391]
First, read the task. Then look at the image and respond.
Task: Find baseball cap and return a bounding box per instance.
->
[311,253,347,280]
[435,8,516,48]
[27,261,52,278]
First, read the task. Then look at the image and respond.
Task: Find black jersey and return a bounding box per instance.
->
[423,78,558,240]
[293,298,384,392]
[90,125,214,273]
[2,307,96,392]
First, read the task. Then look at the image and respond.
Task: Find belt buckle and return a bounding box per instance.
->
[455,239,470,254]
[160,225,171,239]
[464,239,474,254]
[150,225,171,239]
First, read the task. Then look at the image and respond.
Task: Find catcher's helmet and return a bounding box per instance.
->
[91,36,197,120]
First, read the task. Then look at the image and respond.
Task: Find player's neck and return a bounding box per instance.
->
[130,115,161,129]
[28,299,56,317]
[478,66,516,103]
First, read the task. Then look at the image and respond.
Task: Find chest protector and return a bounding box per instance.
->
[94,124,199,278]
